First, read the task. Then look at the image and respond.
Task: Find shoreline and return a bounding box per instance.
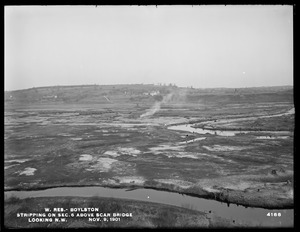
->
[5,178,294,210]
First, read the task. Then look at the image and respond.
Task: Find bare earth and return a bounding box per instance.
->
[4,85,294,228]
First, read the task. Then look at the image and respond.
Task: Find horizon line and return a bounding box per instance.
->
[4,83,293,92]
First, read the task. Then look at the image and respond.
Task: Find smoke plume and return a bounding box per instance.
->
[140,93,173,118]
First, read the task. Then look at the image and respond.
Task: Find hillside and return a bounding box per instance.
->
[4,84,293,107]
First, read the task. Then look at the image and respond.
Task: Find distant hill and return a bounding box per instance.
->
[4,84,293,106]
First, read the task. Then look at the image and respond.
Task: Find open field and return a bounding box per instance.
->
[4,84,294,228]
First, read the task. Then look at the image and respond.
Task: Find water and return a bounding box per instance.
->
[178,137,206,144]
[168,108,294,137]
[5,187,293,227]
[168,124,291,137]
[168,124,241,136]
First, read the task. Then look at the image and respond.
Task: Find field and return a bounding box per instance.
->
[4,84,294,228]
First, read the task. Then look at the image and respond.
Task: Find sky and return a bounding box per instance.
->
[5,5,293,91]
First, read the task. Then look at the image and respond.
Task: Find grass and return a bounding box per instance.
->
[153,209,178,227]
[5,195,21,204]
[87,196,123,212]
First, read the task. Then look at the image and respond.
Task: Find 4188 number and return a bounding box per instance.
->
[267,212,281,217]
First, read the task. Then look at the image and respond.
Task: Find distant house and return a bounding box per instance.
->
[6,95,13,101]
[143,90,160,96]
[42,95,57,100]
[150,91,160,96]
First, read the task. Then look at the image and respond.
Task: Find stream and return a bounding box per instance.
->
[167,108,294,137]
[168,124,292,137]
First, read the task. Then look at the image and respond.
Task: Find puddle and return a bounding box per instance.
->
[104,147,141,157]
[57,133,73,137]
[118,147,141,156]
[256,136,290,140]
[37,121,51,126]
[19,167,37,176]
[5,164,20,169]
[88,158,118,172]
[164,152,200,159]
[5,159,30,163]
[79,154,93,161]
[70,138,82,141]
[178,137,206,144]
[202,145,251,152]
[168,124,238,136]
[104,151,120,157]
[4,186,293,227]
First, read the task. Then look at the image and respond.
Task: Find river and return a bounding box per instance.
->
[5,186,293,227]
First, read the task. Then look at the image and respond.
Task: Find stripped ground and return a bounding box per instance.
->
[5,85,294,226]
[4,108,293,209]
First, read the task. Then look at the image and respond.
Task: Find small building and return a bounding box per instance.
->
[143,90,160,96]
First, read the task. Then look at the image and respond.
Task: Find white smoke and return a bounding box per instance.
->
[140,93,173,118]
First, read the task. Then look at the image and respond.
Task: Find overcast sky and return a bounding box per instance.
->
[5,5,293,91]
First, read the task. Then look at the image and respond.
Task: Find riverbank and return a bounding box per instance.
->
[4,168,294,210]
[4,195,291,228]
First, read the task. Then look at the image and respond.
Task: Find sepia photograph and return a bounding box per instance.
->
[4,5,294,228]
